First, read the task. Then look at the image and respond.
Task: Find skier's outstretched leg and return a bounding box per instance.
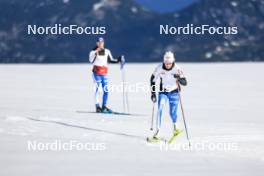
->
[93,73,102,112]
[168,91,181,135]
[101,76,112,113]
[169,91,179,125]
[154,93,168,138]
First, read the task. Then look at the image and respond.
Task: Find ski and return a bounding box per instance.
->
[168,129,183,144]
[146,136,167,143]
[76,110,143,117]
[146,130,182,144]
[102,111,131,116]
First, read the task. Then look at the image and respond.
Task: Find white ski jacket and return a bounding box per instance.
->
[89,48,115,67]
[89,48,119,75]
[152,63,184,92]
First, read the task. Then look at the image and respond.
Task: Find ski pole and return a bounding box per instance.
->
[122,69,126,113]
[125,88,130,113]
[120,56,129,113]
[150,102,155,131]
[123,68,130,113]
[177,81,191,148]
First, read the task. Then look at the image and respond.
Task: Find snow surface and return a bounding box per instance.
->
[0,63,264,176]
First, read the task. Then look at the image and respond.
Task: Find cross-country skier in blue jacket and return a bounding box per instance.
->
[89,37,124,113]
[149,51,187,141]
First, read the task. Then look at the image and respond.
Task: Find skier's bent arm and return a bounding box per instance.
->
[174,70,187,86]
[150,74,157,103]
[107,50,120,63]
[150,65,162,103]
[150,74,156,94]
[150,65,161,92]
[150,64,163,92]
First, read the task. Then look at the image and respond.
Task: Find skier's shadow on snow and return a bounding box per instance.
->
[27,117,145,140]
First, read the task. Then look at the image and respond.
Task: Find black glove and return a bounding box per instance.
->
[151,93,157,103]
[174,74,187,86]
[117,55,125,63]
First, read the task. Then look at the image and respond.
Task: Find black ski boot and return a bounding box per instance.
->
[96,105,102,113]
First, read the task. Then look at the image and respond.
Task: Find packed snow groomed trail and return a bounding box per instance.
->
[0,63,264,176]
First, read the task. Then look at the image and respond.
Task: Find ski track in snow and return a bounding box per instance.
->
[0,63,264,176]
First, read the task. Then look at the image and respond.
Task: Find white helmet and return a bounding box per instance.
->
[163,51,175,64]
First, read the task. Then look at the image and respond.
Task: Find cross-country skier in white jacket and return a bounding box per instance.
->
[89,37,124,113]
[149,51,187,141]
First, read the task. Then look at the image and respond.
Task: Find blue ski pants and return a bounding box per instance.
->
[157,91,180,129]
[92,72,109,107]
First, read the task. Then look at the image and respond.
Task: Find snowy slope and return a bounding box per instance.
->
[0,63,264,176]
